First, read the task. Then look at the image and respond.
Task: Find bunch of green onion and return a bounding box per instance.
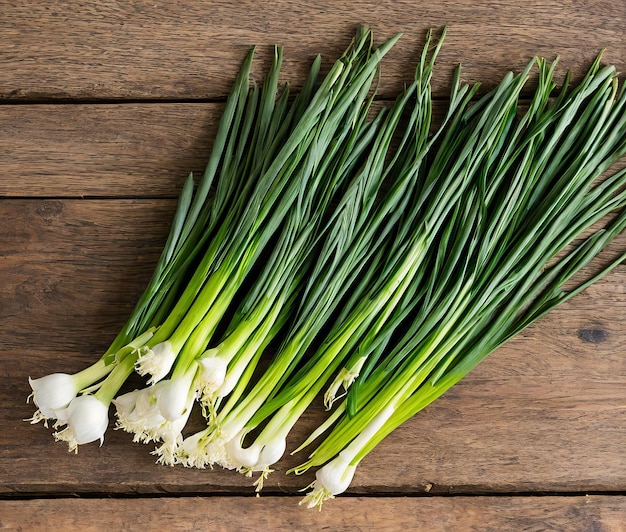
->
[27,26,626,509]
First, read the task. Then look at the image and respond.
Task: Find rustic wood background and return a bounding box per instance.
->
[1,1,625,530]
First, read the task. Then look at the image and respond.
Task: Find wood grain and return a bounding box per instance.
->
[0,100,384,198]
[2,1,625,101]
[1,200,624,495]
[3,102,624,199]
[3,2,626,526]
[0,104,220,198]
[1,496,625,531]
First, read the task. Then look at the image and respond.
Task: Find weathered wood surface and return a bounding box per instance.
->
[0,104,221,197]
[1,200,624,496]
[2,496,626,531]
[2,0,626,528]
[3,102,623,199]
[2,0,625,101]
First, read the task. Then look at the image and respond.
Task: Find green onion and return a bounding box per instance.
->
[26,27,626,511]
[294,51,626,509]
[199,29,474,480]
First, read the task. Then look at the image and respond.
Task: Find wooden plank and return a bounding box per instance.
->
[0,100,404,198]
[3,102,624,199]
[2,1,625,100]
[0,104,220,198]
[1,496,625,531]
[0,100,392,199]
[0,200,175,358]
[1,200,625,495]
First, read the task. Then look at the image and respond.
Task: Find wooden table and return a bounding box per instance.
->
[1,2,625,530]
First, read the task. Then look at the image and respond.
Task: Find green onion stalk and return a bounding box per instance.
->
[111,27,404,454]
[145,88,389,462]
[219,32,542,486]
[27,44,262,434]
[148,107,387,464]
[167,29,477,480]
[293,53,626,509]
[189,101,385,412]
[159,37,410,468]
[31,27,357,450]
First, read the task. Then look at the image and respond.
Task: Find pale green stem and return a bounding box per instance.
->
[94,353,138,406]
[73,358,115,391]
[170,276,242,380]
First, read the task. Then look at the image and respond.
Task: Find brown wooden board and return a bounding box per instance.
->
[1,200,624,496]
[2,1,625,101]
[1,496,626,531]
[3,102,623,199]
[3,1,626,528]
[0,104,221,198]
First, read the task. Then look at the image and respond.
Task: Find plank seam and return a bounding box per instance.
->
[2,490,626,501]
